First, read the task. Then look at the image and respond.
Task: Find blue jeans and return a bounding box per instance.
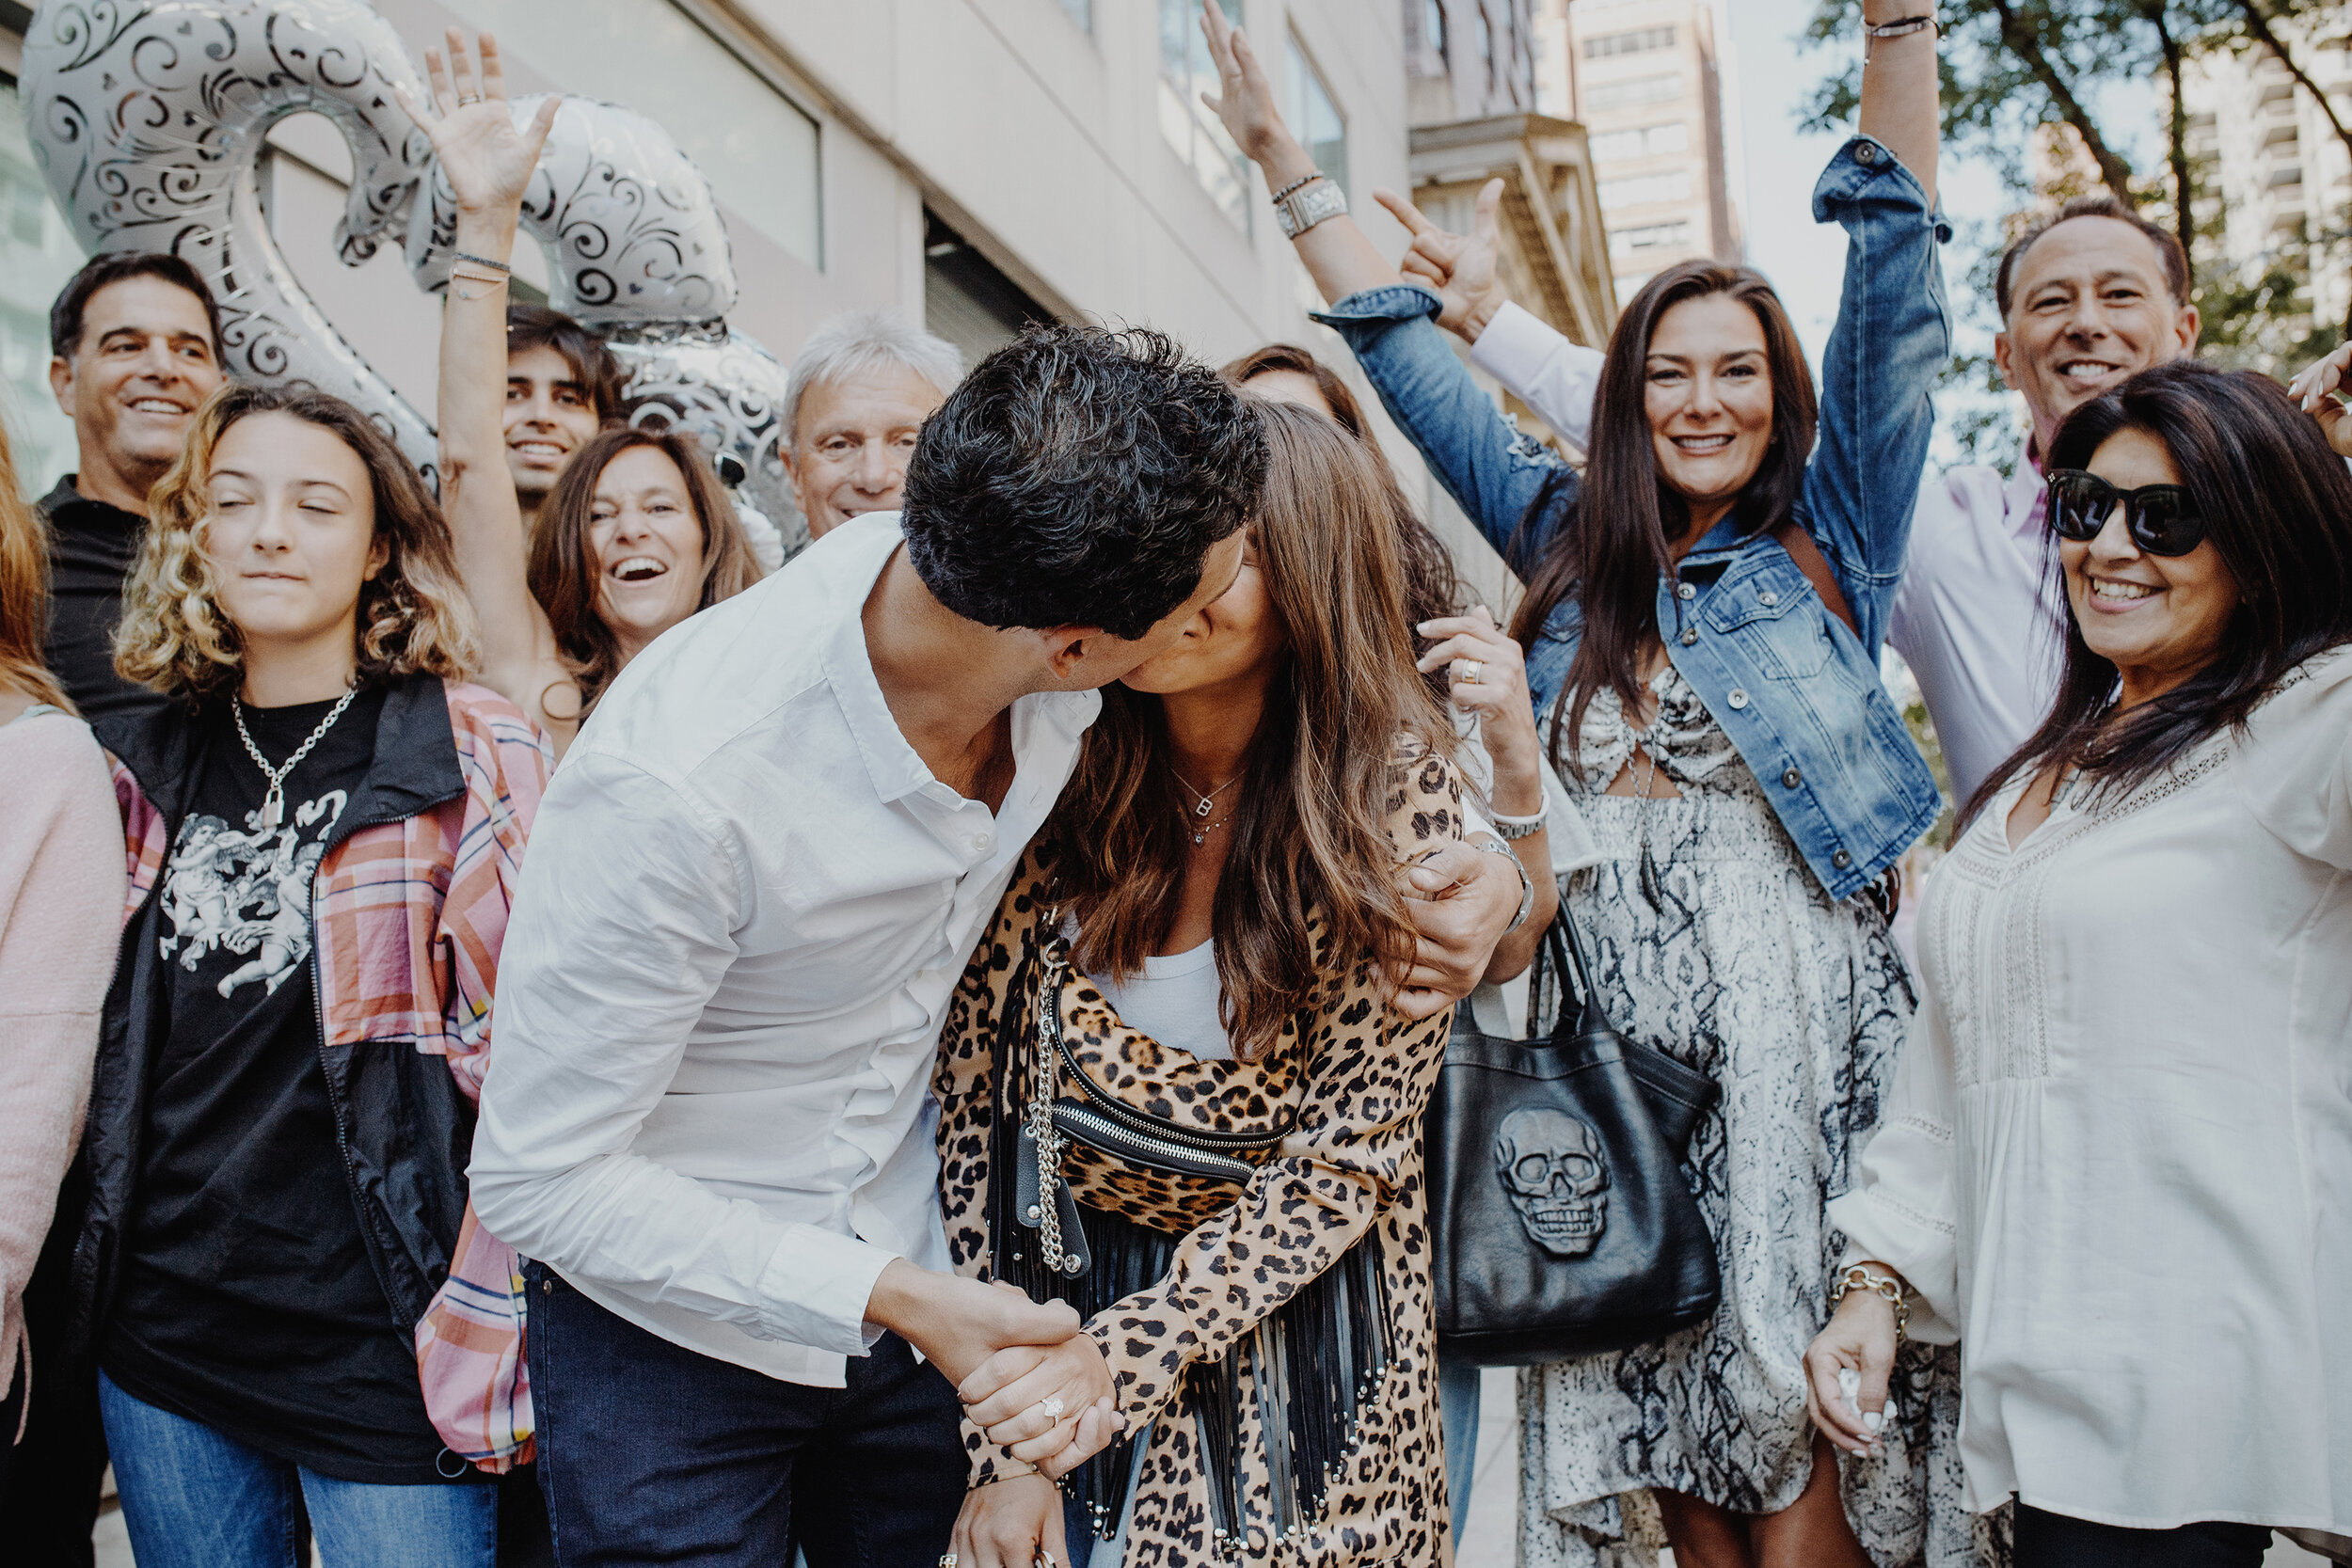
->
[1437,1354,1481,1544]
[525,1261,964,1567]
[98,1371,496,1568]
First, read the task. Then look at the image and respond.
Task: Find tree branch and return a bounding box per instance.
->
[1990,0,2141,194]
[2231,0,2352,338]
[2145,1,2198,260]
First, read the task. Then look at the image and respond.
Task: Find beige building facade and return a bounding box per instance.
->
[2180,20,2352,355]
[1535,0,1740,303]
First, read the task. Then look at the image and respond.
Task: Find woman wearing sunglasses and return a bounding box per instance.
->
[1804,359,2352,1567]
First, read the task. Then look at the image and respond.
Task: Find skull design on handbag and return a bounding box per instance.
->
[1494,1107,1611,1257]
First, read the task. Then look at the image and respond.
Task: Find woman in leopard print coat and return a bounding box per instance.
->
[934,402,1536,1566]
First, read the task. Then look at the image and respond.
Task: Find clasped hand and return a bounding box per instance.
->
[959,1331,1121,1477]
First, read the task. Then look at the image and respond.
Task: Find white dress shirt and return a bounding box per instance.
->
[469,513,1099,1386]
[1467,301,2063,803]
[1829,648,2352,1532]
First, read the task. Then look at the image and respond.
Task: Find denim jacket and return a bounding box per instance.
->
[1315,136,1950,902]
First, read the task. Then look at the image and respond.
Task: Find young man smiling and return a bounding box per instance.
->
[40,253,227,724]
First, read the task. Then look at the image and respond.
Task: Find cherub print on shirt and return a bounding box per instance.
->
[159,787,344,998]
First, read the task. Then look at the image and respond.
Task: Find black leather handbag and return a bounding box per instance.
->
[1428,911,1722,1365]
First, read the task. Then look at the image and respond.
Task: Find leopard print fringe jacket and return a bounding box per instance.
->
[934,745,1470,1566]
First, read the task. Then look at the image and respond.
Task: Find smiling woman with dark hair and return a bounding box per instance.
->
[1809,359,2352,1567]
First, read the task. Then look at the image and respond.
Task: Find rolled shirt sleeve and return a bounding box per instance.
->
[468,750,895,1355]
[1468,300,1604,454]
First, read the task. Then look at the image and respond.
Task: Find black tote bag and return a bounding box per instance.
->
[1428,911,1722,1365]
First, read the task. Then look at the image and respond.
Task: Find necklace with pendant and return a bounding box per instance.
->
[234,686,359,832]
[1171,766,1240,845]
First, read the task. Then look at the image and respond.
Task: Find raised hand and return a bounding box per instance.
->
[393,28,558,220]
[1376,179,1509,343]
[1197,0,1299,169]
[2290,341,2352,458]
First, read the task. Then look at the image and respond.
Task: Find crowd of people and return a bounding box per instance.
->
[0,6,2346,1567]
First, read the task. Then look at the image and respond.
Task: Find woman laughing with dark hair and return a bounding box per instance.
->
[1808,360,2352,1568]
[1198,0,1970,1561]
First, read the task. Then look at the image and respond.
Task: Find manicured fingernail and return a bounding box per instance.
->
[1883,1397,1899,1421]
[1862,1410,1883,1433]
[1417,621,1435,634]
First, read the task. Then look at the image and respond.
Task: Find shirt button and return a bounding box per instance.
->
[1680,629,1698,646]
[1726,688,1749,709]
[1782,767,1803,788]
[1833,848,1853,869]
[1676,582,1695,601]
[1759,590,1779,608]
[971,832,992,852]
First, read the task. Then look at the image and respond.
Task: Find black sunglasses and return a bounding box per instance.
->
[2044,469,2209,557]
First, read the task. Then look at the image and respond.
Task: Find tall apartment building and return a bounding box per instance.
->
[1536,0,1740,302]
[2180,21,2352,353]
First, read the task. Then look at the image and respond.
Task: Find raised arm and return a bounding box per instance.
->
[1800,7,1949,654]
[396,32,571,737]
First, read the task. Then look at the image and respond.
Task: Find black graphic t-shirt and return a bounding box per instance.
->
[103,685,461,1485]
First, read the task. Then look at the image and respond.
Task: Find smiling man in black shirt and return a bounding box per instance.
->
[40,253,227,723]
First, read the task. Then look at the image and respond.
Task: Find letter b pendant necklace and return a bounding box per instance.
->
[235,686,359,831]
[1172,767,1240,847]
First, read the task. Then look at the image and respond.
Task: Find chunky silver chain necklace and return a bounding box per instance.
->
[234,686,358,832]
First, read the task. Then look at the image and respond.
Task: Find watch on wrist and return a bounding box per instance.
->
[1475,837,1537,935]
[1491,803,1548,841]
[1274,177,1348,241]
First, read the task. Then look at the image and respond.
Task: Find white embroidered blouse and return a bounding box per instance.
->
[1828,646,2352,1536]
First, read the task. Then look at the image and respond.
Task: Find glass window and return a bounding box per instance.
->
[437,0,820,269]
[1588,121,1691,162]
[1597,169,1692,210]
[0,79,88,499]
[1586,26,1677,59]
[1585,71,1681,112]
[1609,219,1691,256]
[1424,0,1447,61]
[1059,0,1092,31]
[1158,0,1251,231]
[1476,6,1494,78]
[1286,36,1347,198]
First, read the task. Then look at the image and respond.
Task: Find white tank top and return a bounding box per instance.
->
[1083,938,1233,1063]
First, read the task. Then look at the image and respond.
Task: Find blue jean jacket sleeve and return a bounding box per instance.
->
[1311,286,1577,574]
[1804,136,1953,656]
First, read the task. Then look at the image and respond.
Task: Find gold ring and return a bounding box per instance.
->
[1459,658,1485,685]
[939,1557,958,1568]
[456,92,481,106]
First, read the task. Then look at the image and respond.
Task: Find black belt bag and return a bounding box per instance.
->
[1428,911,1721,1365]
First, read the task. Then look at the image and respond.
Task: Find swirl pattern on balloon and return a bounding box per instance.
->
[23,0,800,562]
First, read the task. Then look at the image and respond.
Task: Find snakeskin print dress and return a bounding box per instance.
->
[1517,664,1978,1568]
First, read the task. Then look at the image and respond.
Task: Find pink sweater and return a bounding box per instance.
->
[0,707,123,1428]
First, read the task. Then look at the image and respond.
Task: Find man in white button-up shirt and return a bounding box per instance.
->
[469,325,1521,1563]
[1392,185,2200,804]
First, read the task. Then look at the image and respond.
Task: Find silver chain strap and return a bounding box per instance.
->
[234,686,359,832]
[1029,947,1076,1275]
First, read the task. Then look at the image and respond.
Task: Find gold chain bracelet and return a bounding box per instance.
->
[1830,1263,1911,1341]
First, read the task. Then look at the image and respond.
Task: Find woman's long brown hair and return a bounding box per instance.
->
[1505,261,1816,771]
[527,426,763,713]
[0,418,71,712]
[1050,401,1454,1061]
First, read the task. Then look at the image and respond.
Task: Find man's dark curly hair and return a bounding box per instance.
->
[900,324,1265,640]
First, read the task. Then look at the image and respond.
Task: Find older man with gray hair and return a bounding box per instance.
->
[783,308,963,539]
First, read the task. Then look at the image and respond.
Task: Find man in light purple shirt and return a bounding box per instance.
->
[1391,186,2200,803]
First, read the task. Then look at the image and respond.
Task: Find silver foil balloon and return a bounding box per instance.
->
[410,95,793,562]
[22,0,440,475]
[22,0,798,562]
